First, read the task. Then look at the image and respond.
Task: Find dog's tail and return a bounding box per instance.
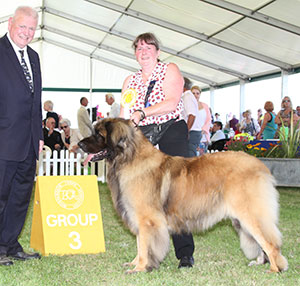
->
[230,174,288,272]
[147,222,170,270]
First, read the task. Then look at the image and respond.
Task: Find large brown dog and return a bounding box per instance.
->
[78,118,288,274]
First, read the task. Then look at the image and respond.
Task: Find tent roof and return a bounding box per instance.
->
[1,0,300,89]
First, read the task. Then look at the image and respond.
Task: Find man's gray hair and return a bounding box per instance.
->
[14,6,39,21]
[46,117,55,124]
[184,77,193,90]
[106,93,115,100]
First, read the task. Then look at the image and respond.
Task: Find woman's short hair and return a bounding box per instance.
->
[44,100,53,110]
[60,118,71,127]
[264,101,274,112]
[132,33,160,51]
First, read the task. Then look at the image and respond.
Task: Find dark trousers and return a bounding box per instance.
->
[147,120,195,259]
[0,142,36,255]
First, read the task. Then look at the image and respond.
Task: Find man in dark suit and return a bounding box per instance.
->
[0,6,43,265]
[43,117,64,153]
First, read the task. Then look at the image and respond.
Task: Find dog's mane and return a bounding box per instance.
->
[104,118,148,166]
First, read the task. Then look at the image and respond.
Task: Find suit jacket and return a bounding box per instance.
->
[77,106,93,138]
[0,34,43,161]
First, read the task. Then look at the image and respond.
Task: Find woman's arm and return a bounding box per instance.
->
[201,102,212,142]
[130,63,184,124]
[293,111,299,125]
[141,63,183,117]
[275,110,283,125]
[119,75,132,118]
[256,112,270,139]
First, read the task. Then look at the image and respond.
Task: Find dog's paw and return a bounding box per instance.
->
[125,269,137,275]
[248,251,269,267]
[125,267,147,274]
[123,262,133,268]
[248,260,258,267]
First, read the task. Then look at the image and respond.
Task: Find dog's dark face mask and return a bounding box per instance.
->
[78,133,113,162]
[78,119,132,163]
[79,118,139,166]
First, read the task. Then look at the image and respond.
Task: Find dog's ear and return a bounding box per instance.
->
[116,137,127,149]
[103,120,125,148]
[104,121,114,146]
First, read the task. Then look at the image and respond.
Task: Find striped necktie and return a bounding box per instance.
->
[19,50,34,92]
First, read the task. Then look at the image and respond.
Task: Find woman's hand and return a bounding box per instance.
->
[130,110,145,125]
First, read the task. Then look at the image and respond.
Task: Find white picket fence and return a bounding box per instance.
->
[36,147,223,182]
[36,149,106,182]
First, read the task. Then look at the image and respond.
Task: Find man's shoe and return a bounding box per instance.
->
[0,255,13,266]
[178,256,194,268]
[9,251,41,261]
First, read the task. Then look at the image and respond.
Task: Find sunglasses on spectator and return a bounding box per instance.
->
[282,100,290,103]
[61,125,68,129]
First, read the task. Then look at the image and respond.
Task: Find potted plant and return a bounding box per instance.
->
[259,114,300,187]
[224,117,300,186]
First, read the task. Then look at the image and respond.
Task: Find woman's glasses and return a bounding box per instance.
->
[61,125,68,129]
[282,100,290,103]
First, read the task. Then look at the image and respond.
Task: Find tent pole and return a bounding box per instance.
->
[209,87,215,117]
[281,70,288,99]
[89,56,93,121]
[239,79,246,121]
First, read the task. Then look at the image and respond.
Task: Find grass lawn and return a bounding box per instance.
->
[0,183,299,286]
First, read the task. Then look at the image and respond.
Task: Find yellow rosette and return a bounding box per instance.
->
[121,89,137,119]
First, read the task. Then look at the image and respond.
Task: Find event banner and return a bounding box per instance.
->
[30,175,105,256]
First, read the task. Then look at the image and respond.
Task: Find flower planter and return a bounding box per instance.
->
[259,158,300,187]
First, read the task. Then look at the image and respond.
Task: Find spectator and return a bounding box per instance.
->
[297,106,300,117]
[43,117,64,153]
[43,100,60,128]
[60,118,84,155]
[257,108,264,126]
[240,110,260,137]
[256,101,277,140]
[210,121,225,142]
[105,93,120,118]
[214,113,221,122]
[182,78,202,157]
[77,97,94,138]
[191,85,212,155]
[229,115,239,131]
[275,96,299,138]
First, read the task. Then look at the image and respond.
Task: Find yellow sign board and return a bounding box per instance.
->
[30,175,105,256]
